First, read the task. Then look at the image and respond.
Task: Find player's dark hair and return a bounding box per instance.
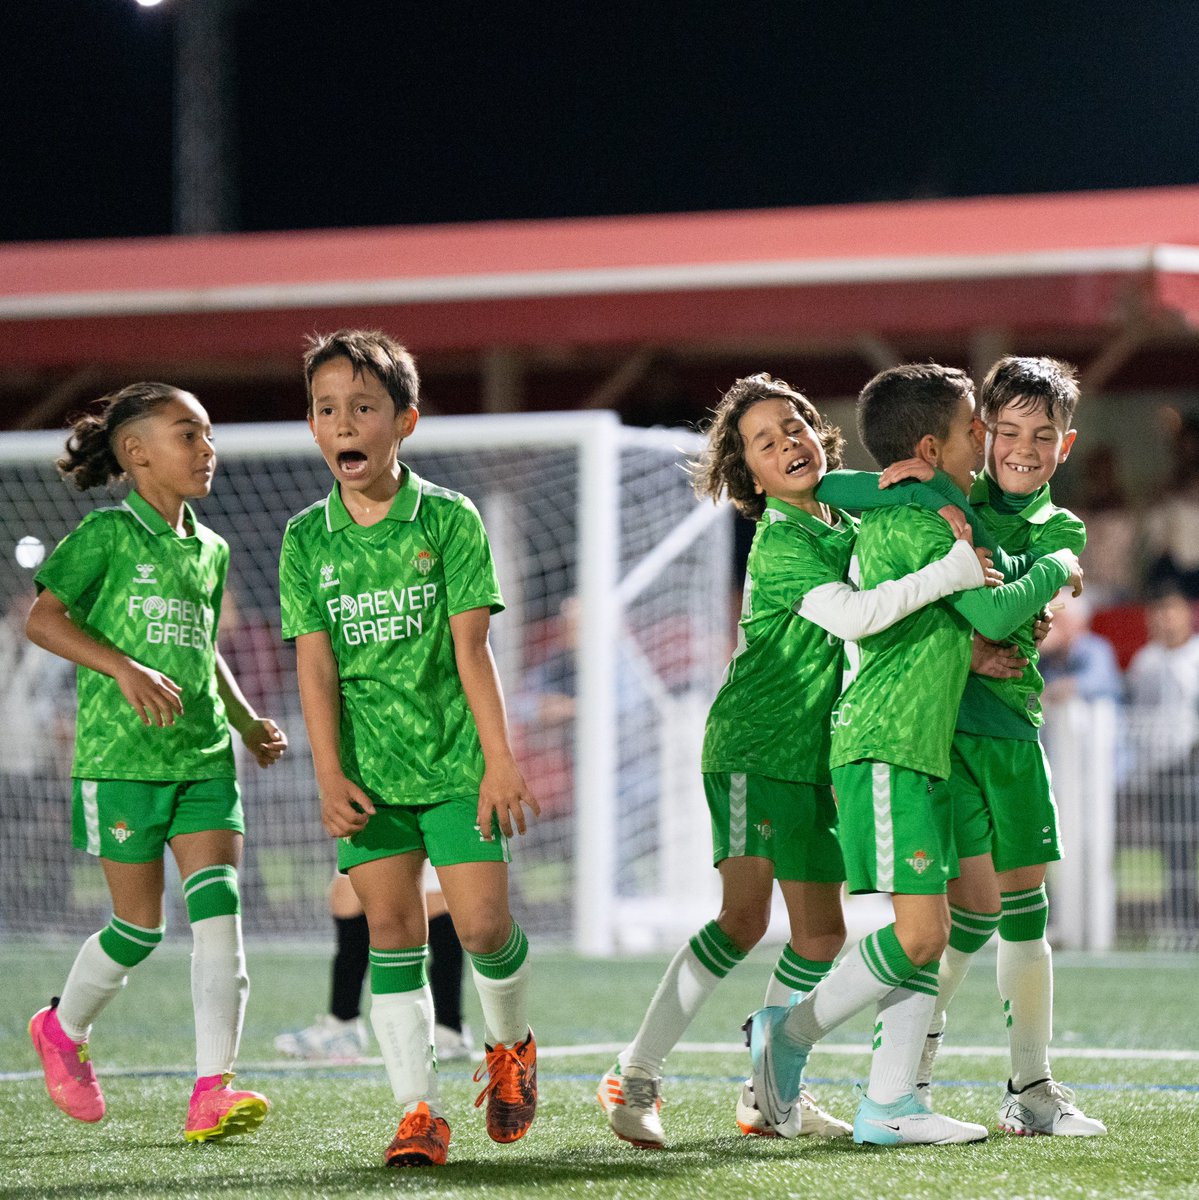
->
[57,382,187,491]
[303,329,420,415]
[857,364,974,468]
[691,373,844,519]
[978,355,1080,429]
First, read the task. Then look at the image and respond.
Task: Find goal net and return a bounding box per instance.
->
[0,411,732,954]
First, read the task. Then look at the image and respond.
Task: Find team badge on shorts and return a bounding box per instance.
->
[109,820,135,844]
[905,849,933,875]
[754,819,774,841]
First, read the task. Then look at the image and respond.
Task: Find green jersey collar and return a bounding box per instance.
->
[122,489,212,541]
[764,495,852,535]
[969,474,1056,524]
[325,464,424,532]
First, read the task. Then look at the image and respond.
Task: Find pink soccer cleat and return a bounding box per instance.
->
[185,1073,270,1143]
[29,998,105,1123]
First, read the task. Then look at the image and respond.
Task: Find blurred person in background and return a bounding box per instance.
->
[1121,586,1199,938]
[1143,414,1199,600]
[1071,445,1138,608]
[1038,594,1122,706]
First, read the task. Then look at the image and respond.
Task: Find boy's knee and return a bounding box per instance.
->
[717,907,769,952]
[795,930,846,964]
[453,912,512,956]
[895,911,950,968]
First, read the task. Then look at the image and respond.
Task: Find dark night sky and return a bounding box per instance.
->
[3,1,1198,244]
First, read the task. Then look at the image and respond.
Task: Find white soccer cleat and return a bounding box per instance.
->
[597,1065,665,1149]
[736,1081,851,1139]
[273,1014,369,1062]
[998,1078,1107,1136]
[854,1091,988,1145]
[435,1022,475,1062]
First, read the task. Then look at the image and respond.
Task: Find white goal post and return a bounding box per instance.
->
[0,411,732,955]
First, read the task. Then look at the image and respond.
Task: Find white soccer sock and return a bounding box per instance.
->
[620,941,725,1077]
[470,959,530,1048]
[867,986,937,1104]
[997,936,1053,1089]
[191,914,248,1077]
[764,973,795,1007]
[929,944,975,1038]
[371,986,439,1112]
[784,942,899,1048]
[56,933,129,1041]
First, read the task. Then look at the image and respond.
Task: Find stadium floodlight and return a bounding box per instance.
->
[135,0,167,7]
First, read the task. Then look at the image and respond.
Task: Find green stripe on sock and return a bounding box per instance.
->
[906,962,941,997]
[469,921,529,980]
[98,916,164,968]
[182,865,235,896]
[948,906,1001,954]
[183,865,240,921]
[773,948,833,995]
[688,921,747,978]
[861,924,917,987]
[999,886,1049,942]
[369,945,428,993]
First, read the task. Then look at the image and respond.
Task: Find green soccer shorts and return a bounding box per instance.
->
[72,777,243,863]
[336,793,510,873]
[831,759,957,895]
[949,731,1062,872]
[703,771,845,883]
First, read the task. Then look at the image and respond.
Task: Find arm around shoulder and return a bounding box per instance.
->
[797,538,986,641]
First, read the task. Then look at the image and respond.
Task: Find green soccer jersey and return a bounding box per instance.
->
[830,505,1071,780]
[279,466,503,808]
[701,497,856,784]
[956,475,1087,740]
[35,490,234,781]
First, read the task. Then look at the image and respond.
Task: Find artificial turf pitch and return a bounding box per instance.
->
[3,942,1197,1199]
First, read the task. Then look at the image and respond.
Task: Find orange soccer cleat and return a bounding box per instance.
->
[473,1028,538,1143]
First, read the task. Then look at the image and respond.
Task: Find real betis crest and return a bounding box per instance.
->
[412,549,437,576]
[906,849,933,875]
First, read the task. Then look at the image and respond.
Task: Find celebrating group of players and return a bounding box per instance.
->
[24,327,1103,1168]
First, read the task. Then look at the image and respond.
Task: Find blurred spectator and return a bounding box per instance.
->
[0,588,75,926]
[1038,594,1123,705]
[1071,445,1138,606]
[1120,587,1199,933]
[1143,414,1199,600]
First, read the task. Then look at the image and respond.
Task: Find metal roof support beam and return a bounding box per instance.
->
[969,329,1010,386]
[854,334,901,375]
[482,349,523,413]
[582,348,656,410]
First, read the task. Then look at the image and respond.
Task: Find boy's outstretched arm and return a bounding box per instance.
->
[818,468,1032,579]
[26,587,184,727]
[950,549,1083,641]
[295,629,375,837]
[450,606,539,841]
[215,649,287,768]
[798,541,1000,642]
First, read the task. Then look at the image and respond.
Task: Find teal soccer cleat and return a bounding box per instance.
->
[853,1089,987,1146]
[743,1007,809,1131]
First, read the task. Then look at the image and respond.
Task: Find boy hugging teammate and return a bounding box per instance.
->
[748,364,1081,1146]
[920,357,1106,1137]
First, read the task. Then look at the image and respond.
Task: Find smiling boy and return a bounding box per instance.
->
[918,356,1107,1137]
[747,364,1082,1147]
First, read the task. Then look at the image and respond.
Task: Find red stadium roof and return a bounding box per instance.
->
[2,185,1198,374]
[0,182,1195,364]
